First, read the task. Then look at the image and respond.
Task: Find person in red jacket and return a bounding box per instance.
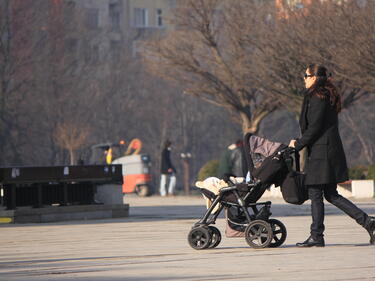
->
[289,64,374,247]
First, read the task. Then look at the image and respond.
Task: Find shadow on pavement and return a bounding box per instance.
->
[1,202,374,227]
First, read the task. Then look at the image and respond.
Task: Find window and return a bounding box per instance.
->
[109,3,121,30]
[64,1,76,24]
[156,9,163,27]
[86,8,99,30]
[65,38,78,57]
[110,40,121,60]
[85,44,99,64]
[134,8,148,27]
[168,0,177,8]
[92,45,99,63]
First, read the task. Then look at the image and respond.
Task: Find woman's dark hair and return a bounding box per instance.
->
[307,64,342,113]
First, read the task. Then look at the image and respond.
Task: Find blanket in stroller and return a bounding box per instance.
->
[195,176,246,212]
[195,177,228,213]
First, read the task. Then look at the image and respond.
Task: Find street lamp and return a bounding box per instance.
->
[180,152,192,195]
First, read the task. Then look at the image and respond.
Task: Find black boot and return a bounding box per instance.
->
[365,216,375,244]
[296,236,325,247]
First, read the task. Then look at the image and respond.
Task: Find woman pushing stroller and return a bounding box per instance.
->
[289,64,375,247]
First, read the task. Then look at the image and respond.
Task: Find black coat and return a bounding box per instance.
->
[295,90,348,185]
[160,147,176,174]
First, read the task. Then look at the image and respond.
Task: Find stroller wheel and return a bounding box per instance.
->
[208,226,221,248]
[245,220,273,249]
[188,227,211,250]
[268,219,287,248]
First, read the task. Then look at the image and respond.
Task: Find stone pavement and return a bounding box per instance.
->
[0,194,374,281]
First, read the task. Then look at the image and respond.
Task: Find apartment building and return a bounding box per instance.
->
[59,0,176,62]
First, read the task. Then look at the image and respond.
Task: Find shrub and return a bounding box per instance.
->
[348,166,367,180]
[197,159,219,181]
[366,164,375,180]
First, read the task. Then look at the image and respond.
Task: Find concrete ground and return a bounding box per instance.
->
[0,194,375,281]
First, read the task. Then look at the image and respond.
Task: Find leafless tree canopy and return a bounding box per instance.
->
[146,0,375,117]
[0,0,374,184]
[144,0,375,164]
[54,122,90,165]
[256,0,375,111]
[145,0,281,133]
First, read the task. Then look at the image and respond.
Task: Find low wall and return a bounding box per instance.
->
[0,204,129,223]
[351,180,374,198]
[95,184,123,204]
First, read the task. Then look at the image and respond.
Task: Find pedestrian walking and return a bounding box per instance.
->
[160,140,177,196]
[217,140,245,180]
[289,64,374,247]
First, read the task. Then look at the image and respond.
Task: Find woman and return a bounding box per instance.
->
[289,64,375,247]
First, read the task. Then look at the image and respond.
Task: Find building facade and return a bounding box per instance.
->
[57,0,176,62]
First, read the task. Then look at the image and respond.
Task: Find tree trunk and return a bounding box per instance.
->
[182,158,190,195]
[342,112,374,164]
[69,149,75,165]
[240,112,256,134]
[240,111,269,135]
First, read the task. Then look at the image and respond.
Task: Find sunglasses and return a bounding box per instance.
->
[304,74,314,79]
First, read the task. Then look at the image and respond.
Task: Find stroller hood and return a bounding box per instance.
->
[249,135,283,158]
[244,134,288,185]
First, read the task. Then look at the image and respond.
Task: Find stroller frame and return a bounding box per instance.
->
[188,133,287,250]
[194,182,272,228]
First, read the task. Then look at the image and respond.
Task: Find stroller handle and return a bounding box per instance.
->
[279,147,301,172]
[219,186,238,193]
[220,180,261,194]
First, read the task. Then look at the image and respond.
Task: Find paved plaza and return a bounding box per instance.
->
[1,195,375,281]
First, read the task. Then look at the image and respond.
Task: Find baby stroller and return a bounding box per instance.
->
[188,133,294,250]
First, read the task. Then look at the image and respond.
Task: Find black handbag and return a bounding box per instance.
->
[280,150,308,205]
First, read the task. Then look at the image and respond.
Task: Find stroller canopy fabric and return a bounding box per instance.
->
[249,135,283,158]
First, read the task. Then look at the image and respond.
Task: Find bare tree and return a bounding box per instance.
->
[145,0,280,134]
[54,122,90,165]
[0,0,47,165]
[26,1,137,165]
[331,0,375,95]
[251,0,374,113]
[250,0,374,164]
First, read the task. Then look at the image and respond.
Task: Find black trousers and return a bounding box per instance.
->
[308,183,369,239]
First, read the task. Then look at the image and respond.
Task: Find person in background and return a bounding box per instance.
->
[218,140,245,181]
[217,142,236,179]
[289,64,375,247]
[231,140,245,178]
[160,140,177,196]
[105,147,113,164]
